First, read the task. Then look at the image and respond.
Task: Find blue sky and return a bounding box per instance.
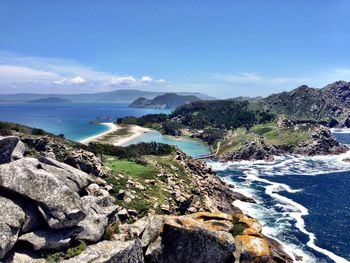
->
[0,0,350,98]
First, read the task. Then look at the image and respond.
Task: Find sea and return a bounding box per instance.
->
[0,102,349,263]
[0,102,210,157]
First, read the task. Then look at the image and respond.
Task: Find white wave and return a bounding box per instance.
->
[331,128,350,134]
[211,156,350,263]
[265,178,350,263]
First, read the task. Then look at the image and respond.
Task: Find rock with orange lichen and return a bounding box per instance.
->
[140,212,237,262]
[235,213,262,233]
[235,235,270,257]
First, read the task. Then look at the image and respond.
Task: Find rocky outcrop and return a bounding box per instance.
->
[0,157,87,229]
[60,240,144,263]
[172,150,255,215]
[0,136,118,260]
[63,149,105,177]
[0,136,26,164]
[23,136,105,176]
[294,127,349,156]
[76,195,118,242]
[0,135,291,262]
[223,139,278,162]
[115,211,292,263]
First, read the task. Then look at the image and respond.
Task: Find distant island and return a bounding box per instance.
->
[0,89,214,104]
[129,93,201,109]
[28,97,71,103]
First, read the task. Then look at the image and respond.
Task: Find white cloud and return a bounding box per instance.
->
[0,51,168,93]
[140,75,153,83]
[0,65,58,80]
[213,72,309,87]
[109,76,137,86]
[70,76,87,85]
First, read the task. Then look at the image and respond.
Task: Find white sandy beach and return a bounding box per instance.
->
[79,122,153,146]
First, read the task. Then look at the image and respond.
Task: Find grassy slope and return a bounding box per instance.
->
[104,153,197,217]
[216,122,312,155]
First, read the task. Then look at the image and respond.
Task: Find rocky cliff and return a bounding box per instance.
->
[263,80,350,121]
[0,129,293,262]
[221,124,348,162]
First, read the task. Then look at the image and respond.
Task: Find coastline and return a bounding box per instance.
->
[79,123,154,146]
[211,152,350,263]
[79,122,117,144]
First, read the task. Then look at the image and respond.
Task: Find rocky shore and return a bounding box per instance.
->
[222,126,349,162]
[0,132,293,262]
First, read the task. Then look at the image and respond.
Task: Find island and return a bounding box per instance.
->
[28,97,71,103]
[129,93,201,109]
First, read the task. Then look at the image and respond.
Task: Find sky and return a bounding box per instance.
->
[1,0,350,98]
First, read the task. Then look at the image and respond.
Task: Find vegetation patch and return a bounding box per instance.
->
[45,240,86,263]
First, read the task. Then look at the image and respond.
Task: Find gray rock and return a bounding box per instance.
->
[295,127,349,156]
[153,221,235,263]
[0,136,26,164]
[4,251,46,263]
[60,240,144,263]
[141,216,165,248]
[64,149,105,177]
[18,228,77,250]
[76,195,118,242]
[144,236,163,263]
[140,213,239,263]
[38,156,94,191]
[0,158,85,229]
[0,196,26,258]
[223,139,277,162]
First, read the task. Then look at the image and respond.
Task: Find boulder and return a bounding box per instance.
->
[5,251,46,263]
[266,237,293,263]
[0,196,26,258]
[38,156,94,192]
[64,149,105,177]
[60,240,144,263]
[141,213,236,263]
[141,216,165,248]
[18,228,78,250]
[235,235,270,262]
[0,136,26,164]
[76,195,118,242]
[0,158,85,229]
[156,218,236,263]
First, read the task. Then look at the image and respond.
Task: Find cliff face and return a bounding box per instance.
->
[0,128,293,262]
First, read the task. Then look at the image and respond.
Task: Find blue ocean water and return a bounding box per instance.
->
[123,130,211,157]
[210,133,350,263]
[0,102,210,157]
[0,102,170,141]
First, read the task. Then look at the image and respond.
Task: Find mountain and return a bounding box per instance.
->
[129,93,202,109]
[262,81,350,120]
[0,89,214,103]
[28,97,71,103]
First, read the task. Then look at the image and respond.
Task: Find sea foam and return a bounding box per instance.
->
[209,154,350,263]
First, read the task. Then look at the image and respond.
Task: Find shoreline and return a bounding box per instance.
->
[79,123,154,146]
[79,122,117,144]
[211,153,350,263]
